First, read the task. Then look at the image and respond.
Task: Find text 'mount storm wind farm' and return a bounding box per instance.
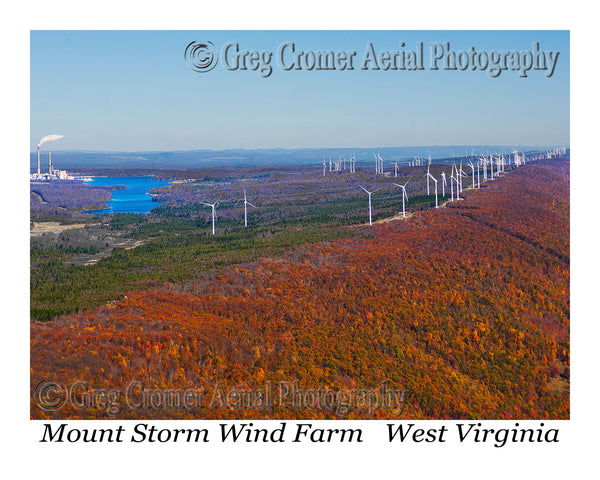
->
[30,30,569,421]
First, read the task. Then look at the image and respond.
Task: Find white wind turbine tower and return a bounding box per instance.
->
[476,161,481,188]
[426,164,431,195]
[440,171,447,197]
[393,179,410,218]
[468,162,476,189]
[243,190,256,227]
[489,155,495,180]
[201,200,219,235]
[452,164,463,200]
[359,185,380,225]
[480,156,488,180]
[427,170,439,208]
[458,160,467,192]
[374,152,383,173]
[449,167,455,202]
[393,160,399,178]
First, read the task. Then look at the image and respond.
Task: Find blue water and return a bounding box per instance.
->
[87,176,171,214]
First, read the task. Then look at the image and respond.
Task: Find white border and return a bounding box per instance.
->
[4,1,597,477]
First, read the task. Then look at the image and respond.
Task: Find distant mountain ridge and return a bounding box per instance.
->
[30,145,562,170]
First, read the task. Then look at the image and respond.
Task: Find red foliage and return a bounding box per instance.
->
[31,160,570,420]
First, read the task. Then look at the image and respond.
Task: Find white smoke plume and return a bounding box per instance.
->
[38,134,64,148]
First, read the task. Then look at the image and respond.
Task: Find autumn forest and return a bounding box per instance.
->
[30,158,569,420]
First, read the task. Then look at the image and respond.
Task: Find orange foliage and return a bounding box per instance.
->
[31,160,569,420]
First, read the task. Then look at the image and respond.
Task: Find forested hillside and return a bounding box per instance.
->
[31,159,569,419]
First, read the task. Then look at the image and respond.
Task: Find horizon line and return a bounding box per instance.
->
[30,144,570,154]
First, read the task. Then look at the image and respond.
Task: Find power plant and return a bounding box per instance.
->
[30,134,74,181]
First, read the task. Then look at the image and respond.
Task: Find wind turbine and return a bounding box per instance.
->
[427,170,439,208]
[458,160,467,192]
[426,164,431,196]
[451,164,461,200]
[480,156,488,180]
[440,171,447,197]
[201,200,219,235]
[243,190,256,227]
[456,171,461,200]
[393,179,410,218]
[468,162,476,189]
[359,185,380,225]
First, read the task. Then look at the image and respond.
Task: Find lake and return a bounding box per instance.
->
[86,176,171,214]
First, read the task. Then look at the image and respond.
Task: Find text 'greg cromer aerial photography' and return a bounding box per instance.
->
[30,30,569,422]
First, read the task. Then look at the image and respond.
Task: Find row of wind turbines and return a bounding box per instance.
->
[337,145,566,179]
[323,154,357,175]
[200,148,565,234]
[356,149,542,226]
[322,149,542,178]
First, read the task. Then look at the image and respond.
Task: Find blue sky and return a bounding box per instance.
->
[30,30,569,152]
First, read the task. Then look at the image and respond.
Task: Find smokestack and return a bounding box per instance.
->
[36,135,64,175]
[49,152,52,174]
